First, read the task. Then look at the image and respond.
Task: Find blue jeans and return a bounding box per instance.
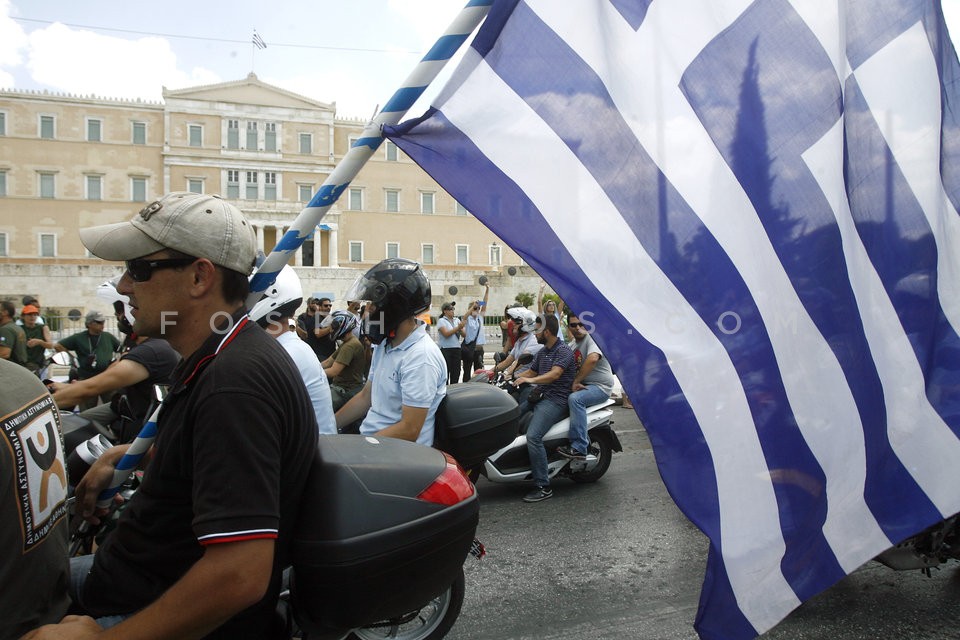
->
[518,398,569,488]
[69,555,130,628]
[567,385,609,454]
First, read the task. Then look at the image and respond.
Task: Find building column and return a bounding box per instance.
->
[327,225,339,268]
[255,224,265,255]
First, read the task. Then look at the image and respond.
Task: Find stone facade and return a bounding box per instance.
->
[0,74,533,315]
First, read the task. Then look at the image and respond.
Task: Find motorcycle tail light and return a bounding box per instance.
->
[417,453,476,506]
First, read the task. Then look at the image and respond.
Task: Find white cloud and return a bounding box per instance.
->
[24,23,219,100]
[0,0,28,84]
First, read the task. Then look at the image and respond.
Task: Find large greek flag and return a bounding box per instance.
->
[386,1,960,637]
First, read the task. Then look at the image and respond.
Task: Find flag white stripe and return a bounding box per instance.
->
[439,50,799,632]
[857,23,960,336]
[532,0,887,574]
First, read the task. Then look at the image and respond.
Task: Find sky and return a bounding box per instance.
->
[0,0,472,119]
[2,1,960,121]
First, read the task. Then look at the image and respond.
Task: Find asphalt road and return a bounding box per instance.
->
[446,405,960,640]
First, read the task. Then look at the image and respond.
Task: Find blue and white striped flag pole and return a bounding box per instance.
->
[246,0,493,307]
[96,404,161,508]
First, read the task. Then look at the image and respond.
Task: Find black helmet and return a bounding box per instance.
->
[345,258,431,344]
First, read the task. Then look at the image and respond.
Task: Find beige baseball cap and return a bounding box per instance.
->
[79,192,257,275]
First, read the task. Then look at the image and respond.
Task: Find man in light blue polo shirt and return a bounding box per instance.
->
[335,259,446,446]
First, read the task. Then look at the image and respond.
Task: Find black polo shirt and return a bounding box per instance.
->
[82,311,318,638]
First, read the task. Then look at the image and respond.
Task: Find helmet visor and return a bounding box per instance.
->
[345,273,390,307]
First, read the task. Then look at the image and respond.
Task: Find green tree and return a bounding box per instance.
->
[514,292,534,308]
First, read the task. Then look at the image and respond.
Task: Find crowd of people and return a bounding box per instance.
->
[1,190,625,638]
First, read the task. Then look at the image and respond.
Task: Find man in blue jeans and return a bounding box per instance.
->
[557,312,615,460]
[513,314,577,503]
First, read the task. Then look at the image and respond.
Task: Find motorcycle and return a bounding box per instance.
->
[62,397,482,640]
[874,514,960,576]
[438,367,623,486]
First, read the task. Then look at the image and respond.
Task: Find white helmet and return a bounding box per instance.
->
[96,276,134,326]
[248,264,303,326]
[506,307,537,334]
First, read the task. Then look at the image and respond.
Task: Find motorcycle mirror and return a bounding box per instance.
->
[52,351,73,366]
[517,353,534,366]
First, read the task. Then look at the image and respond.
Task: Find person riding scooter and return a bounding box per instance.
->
[248,263,337,435]
[49,280,179,444]
[493,307,542,381]
[334,258,447,446]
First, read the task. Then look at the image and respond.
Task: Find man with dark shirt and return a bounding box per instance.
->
[49,336,179,442]
[297,297,336,361]
[513,314,577,503]
[25,192,318,640]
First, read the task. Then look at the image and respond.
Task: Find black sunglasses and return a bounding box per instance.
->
[125,257,197,282]
[567,322,584,328]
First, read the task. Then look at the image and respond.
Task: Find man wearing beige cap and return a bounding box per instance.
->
[25,192,318,640]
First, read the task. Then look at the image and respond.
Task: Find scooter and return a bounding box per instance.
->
[874,514,960,576]
[437,370,623,486]
[62,397,482,640]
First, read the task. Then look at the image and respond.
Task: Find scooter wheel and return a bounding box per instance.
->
[570,430,614,484]
[347,568,465,640]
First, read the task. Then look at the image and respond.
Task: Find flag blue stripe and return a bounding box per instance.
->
[844,78,960,444]
[607,0,652,31]
[681,0,942,543]
[479,0,849,601]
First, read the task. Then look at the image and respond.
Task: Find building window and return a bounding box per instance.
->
[299,133,312,154]
[420,192,435,215]
[385,189,399,213]
[301,239,314,267]
[456,244,468,265]
[39,233,56,257]
[298,184,313,202]
[489,244,502,266]
[0,170,6,197]
[188,124,202,147]
[39,172,55,198]
[264,172,277,201]
[385,141,399,161]
[245,171,258,200]
[85,175,102,201]
[386,242,399,259]
[187,178,203,194]
[265,122,276,152]
[39,115,55,139]
[87,118,102,142]
[132,121,146,144]
[349,241,363,263]
[131,177,147,202]
[421,244,435,265]
[0,112,5,136]
[227,170,239,199]
[455,202,468,216]
[246,121,258,150]
[226,119,239,149]
[0,232,7,257]
[348,187,363,211]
